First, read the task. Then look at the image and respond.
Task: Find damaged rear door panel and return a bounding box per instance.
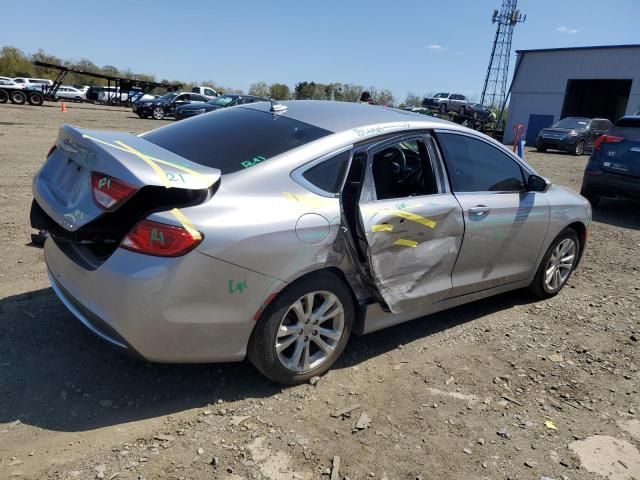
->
[344,132,465,314]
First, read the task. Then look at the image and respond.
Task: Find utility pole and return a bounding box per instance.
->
[481,0,526,129]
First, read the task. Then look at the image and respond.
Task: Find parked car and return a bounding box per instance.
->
[132,92,209,120]
[467,103,496,123]
[30,100,590,384]
[536,117,612,156]
[0,78,25,89]
[191,86,219,99]
[422,92,469,114]
[56,86,86,102]
[174,94,269,120]
[580,115,640,206]
[13,77,53,91]
[403,106,438,117]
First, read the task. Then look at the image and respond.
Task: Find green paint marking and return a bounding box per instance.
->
[241,156,267,169]
[228,280,248,294]
[98,177,111,190]
[150,228,165,245]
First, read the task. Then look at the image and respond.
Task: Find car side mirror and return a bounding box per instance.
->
[527,174,551,192]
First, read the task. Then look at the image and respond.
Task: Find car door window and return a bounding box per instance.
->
[371,139,438,200]
[301,150,350,195]
[176,94,189,102]
[438,132,525,192]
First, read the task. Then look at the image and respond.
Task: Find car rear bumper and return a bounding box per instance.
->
[45,238,286,363]
[582,171,640,200]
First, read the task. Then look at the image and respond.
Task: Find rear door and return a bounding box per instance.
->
[600,118,640,177]
[356,133,464,314]
[436,131,549,296]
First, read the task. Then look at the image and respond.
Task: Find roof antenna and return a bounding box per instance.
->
[270,98,287,113]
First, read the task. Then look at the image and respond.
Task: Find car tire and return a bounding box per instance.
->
[573,140,585,156]
[0,90,8,104]
[152,107,165,120]
[27,91,44,106]
[9,90,26,105]
[529,228,580,299]
[74,96,83,102]
[439,103,447,113]
[580,188,600,208]
[536,144,547,153]
[459,105,466,115]
[247,271,354,385]
[137,113,149,119]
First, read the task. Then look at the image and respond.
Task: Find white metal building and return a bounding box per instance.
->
[504,44,640,144]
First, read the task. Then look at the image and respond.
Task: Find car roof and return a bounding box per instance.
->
[239,100,450,133]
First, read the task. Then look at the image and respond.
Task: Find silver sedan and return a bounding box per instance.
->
[31,100,591,384]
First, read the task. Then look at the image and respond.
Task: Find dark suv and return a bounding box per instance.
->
[536,117,612,155]
[580,116,640,206]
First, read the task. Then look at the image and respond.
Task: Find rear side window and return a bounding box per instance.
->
[615,117,640,128]
[144,107,331,174]
[302,151,350,194]
[438,132,525,192]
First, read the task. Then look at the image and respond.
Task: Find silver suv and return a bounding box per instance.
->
[422,92,469,114]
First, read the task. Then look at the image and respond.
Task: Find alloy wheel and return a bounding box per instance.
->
[544,238,576,291]
[275,291,345,373]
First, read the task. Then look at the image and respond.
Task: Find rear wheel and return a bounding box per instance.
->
[74,96,83,102]
[529,228,579,299]
[9,90,26,105]
[573,140,585,156]
[248,271,354,385]
[0,90,8,104]
[152,106,165,120]
[27,92,44,106]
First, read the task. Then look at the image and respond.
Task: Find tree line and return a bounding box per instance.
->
[1,45,436,107]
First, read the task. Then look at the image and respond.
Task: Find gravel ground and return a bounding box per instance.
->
[0,103,639,480]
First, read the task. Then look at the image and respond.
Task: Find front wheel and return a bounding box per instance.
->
[152,106,165,120]
[573,140,585,156]
[459,105,466,115]
[529,228,579,299]
[248,271,354,385]
[438,103,447,113]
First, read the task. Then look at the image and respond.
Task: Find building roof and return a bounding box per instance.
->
[516,44,640,55]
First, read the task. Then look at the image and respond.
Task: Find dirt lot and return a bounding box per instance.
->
[1,102,639,480]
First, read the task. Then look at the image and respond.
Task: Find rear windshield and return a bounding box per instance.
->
[143,107,331,174]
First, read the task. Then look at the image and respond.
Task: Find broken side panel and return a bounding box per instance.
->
[358,194,464,314]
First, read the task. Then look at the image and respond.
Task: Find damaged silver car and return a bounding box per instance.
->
[31,100,591,384]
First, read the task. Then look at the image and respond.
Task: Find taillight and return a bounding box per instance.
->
[91,172,137,210]
[120,219,203,257]
[47,145,57,157]
[593,134,624,151]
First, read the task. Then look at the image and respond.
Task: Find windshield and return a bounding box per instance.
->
[158,92,178,101]
[553,118,589,130]
[434,93,449,98]
[207,95,236,106]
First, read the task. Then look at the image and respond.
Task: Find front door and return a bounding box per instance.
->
[436,131,550,296]
[357,134,464,314]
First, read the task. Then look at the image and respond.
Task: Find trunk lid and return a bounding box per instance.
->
[33,125,220,232]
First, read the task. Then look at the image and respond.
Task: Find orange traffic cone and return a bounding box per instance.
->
[60,102,67,113]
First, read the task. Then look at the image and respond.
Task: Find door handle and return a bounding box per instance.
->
[469,205,491,216]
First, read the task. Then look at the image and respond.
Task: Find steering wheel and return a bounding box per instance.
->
[380,147,406,178]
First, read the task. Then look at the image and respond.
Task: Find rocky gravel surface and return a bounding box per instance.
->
[0,103,639,479]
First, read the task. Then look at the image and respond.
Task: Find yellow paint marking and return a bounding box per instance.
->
[393,238,418,248]
[282,192,336,209]
[114,141,171,188]
[170,208,202,240]
[372,223,393,232]
[391,210,437,229]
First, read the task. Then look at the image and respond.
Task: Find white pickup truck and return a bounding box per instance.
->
[191,86,219,99]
